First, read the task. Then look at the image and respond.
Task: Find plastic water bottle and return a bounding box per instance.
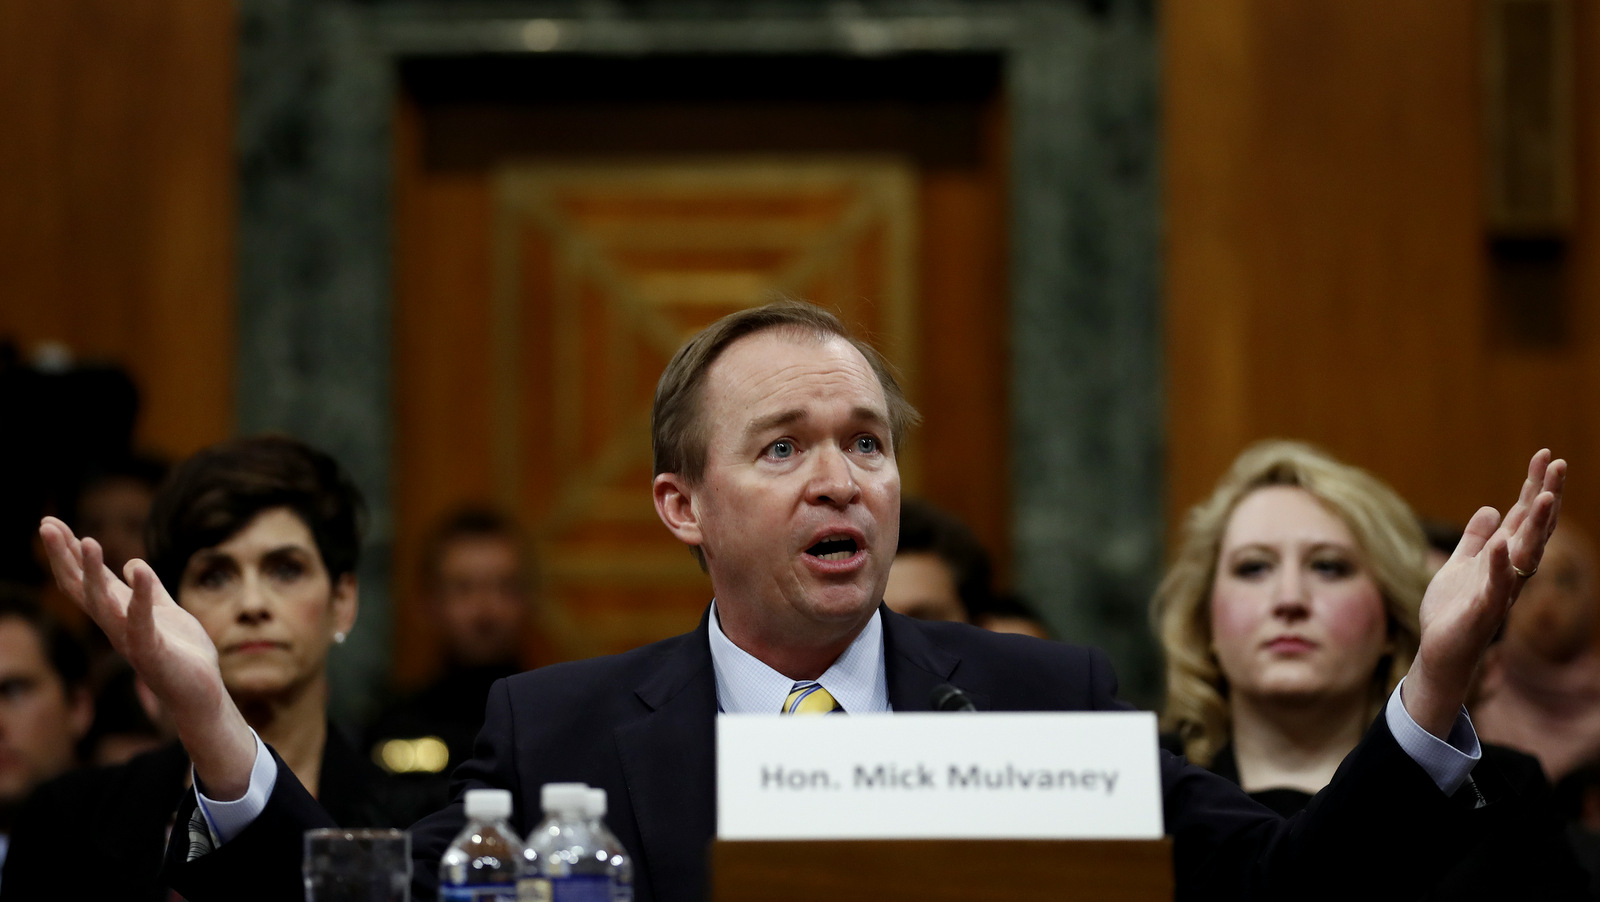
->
[439,788,523,902]
[520,783,613,902]
[582,788,634,902]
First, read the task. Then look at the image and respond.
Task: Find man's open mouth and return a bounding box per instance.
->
[806,536,860,562]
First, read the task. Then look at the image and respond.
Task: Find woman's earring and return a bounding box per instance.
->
[334,631,347,644]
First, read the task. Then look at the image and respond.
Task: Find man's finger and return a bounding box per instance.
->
[1543,456,1567,494]
[1486,536,1515,614]
[1501,450,1550,537]
[1453,506,1502,561]
[81,538,113,621]
[1509,492,1558,577]
[127,561,160,654]
[1542,459,1567,537]
[41,516,85,560]
[37,519,86,597]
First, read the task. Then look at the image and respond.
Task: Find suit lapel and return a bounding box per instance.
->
[99,742,191,882]
[614,609,719,902]
[611,607,983,902]
[882,607,991,711]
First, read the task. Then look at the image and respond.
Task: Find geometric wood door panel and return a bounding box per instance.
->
[490,159,917,660]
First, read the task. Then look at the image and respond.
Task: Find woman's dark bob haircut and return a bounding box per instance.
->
[145,435,365,595]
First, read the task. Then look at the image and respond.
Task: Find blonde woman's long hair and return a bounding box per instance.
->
[1153,440,1430,767]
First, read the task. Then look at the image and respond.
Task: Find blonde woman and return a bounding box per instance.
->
[1154,440,1585,898]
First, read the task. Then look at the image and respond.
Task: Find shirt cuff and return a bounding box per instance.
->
[193,729,277,847]
[1385,677,1482,796]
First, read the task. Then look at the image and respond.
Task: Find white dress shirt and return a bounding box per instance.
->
[707,600,889,715]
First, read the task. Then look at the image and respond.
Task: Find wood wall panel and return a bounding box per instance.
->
[1166,1,1600,544]
[0,2,235,457]
[392,102,500,681]
[1579,1,1600,439]
[915,102,1010,580]
[392,80,1009,686]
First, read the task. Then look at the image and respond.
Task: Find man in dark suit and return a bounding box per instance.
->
[40,301,1567,901]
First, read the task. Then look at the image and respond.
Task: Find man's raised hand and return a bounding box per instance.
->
[38,516,257,799]
[40,517,219,695]
[1403,450,1566,738]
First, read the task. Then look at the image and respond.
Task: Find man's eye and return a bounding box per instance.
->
[767,440,795,459]
[854,436,880,454]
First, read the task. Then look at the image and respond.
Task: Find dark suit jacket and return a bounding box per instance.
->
[3,726,407,902]
[1205,742,1590,900]
[168,608,1492,902]
[365,662,522,821]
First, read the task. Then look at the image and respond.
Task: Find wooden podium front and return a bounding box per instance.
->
[710,838,1173,902]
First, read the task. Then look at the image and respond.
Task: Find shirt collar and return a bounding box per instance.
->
[707,599,889,715]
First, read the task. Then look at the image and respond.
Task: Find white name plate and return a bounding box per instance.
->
[717,711,1162,840]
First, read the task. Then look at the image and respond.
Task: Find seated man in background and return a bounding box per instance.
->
[0,586,91,879]
[886,499,1051,637]
[33,455,168,648]
[970,591,1052,639]
[1474,521,1600,782]
[71,456,176,768]
[81,662,170,766]
[367,507,533,812]
[882,497,992,623]
[72,454,168,581]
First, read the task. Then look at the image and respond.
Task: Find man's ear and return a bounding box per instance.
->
[653,472,703,548]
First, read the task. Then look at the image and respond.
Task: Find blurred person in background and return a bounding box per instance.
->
[366,506,533,812]
[884,497,991,623]
[70,454,175,762]
[886,498,1051,637]
[0,586,91,884]
[971,591,1051,639]
[71,454,167,581]
[1154,439,1587,900]
[2,436,419,900]
[0,348,141,593]
[1473,522,1600,783]
[80,662,170,767]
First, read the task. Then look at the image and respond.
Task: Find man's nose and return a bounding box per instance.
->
[806,446,861,508]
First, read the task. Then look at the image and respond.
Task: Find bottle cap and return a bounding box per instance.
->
[464,788,513,821]
[584,787,607,818]
[541,781,590,816]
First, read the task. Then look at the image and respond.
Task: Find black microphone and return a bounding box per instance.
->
[930,684,976,712]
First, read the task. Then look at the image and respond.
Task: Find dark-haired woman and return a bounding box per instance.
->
[2,436,412,900]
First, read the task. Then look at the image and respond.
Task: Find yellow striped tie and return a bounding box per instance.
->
[783,680,844,714]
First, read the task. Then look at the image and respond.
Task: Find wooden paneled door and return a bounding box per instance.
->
[392,61,1008,685]
[489,160,917,659]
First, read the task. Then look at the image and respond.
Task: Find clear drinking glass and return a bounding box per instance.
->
[303,828,411,902]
